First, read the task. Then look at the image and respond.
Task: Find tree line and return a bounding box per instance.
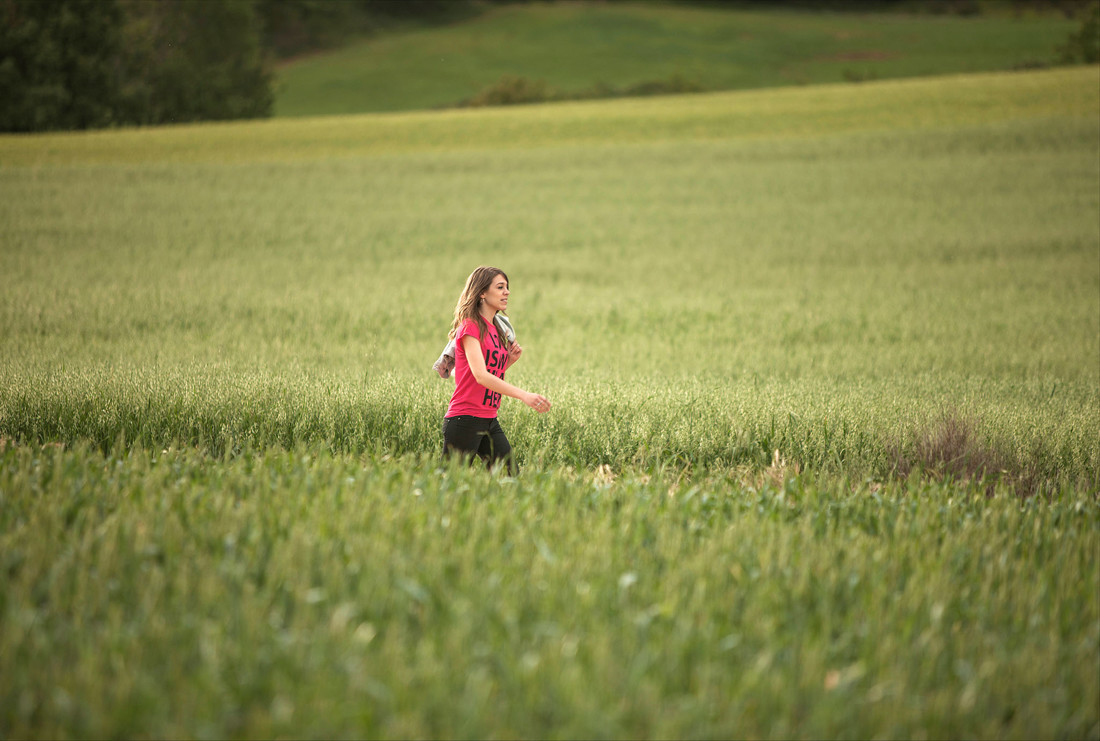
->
[0,0,475,132]
[2,0,1095,133]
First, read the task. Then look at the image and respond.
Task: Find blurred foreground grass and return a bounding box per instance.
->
[1,443,1097,738]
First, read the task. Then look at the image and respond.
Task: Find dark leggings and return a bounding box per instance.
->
[441,415,516,475]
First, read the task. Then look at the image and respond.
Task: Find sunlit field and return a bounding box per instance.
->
[1,67,1098,738]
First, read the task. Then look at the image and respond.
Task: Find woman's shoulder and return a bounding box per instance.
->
[456,317,480,338]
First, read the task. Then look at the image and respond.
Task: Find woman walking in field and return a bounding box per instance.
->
[440,266,550,474]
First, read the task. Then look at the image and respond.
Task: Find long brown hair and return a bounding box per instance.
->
[449,266,510,349]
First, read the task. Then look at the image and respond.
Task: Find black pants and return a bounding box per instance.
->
[441,415,516,475]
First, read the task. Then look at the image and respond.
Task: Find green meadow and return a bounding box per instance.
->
[274,2,1081,116]
[1,66,1098,737]
[2,444,1096,738]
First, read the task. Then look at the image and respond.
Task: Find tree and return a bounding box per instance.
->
[0,0,274,132]
[0,0,122,131]
[1058,1,1100,64]
[117,0,273,126]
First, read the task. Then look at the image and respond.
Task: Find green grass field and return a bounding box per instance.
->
[1,66,1098,737]
[2,444,1096,738]
[274,2,1081,116]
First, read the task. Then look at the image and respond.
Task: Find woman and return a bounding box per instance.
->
[441,266,551,474]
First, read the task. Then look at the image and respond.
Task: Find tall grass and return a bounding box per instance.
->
[1,443,1096,738]
[1,68,1097,492]
[1,370,1096,494]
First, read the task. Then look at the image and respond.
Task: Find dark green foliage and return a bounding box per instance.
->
[458,75,556,107]
[361,0,477,18]
[115,0,273,126]
[0,0,273,132]
[255,0,480,59]
[257,0,376,59]
[0,0,122,131]
[1058,1,1100,62]
[456,73,705,108]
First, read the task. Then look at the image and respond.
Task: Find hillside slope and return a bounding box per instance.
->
[274,2,1079,117]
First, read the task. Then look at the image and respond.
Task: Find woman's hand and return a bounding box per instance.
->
[461,335,549,412]
[506,342,523,367]
[523,392,551,414]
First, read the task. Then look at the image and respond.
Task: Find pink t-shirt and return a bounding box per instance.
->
[445,318,508,418]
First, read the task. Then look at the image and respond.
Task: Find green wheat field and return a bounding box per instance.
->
[1,66,1098,738]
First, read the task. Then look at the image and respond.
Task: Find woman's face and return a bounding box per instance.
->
[480,274,509,314]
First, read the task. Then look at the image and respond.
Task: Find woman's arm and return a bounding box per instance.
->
[462,335,549,413]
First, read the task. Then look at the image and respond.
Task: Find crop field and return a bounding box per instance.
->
[1,67,1099,737]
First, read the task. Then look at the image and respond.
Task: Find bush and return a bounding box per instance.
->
[885,410,1050,496]
[456,73,705,108]
[1058,2,1100,64]
[459,75,558,107]
[618,73,704,96]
